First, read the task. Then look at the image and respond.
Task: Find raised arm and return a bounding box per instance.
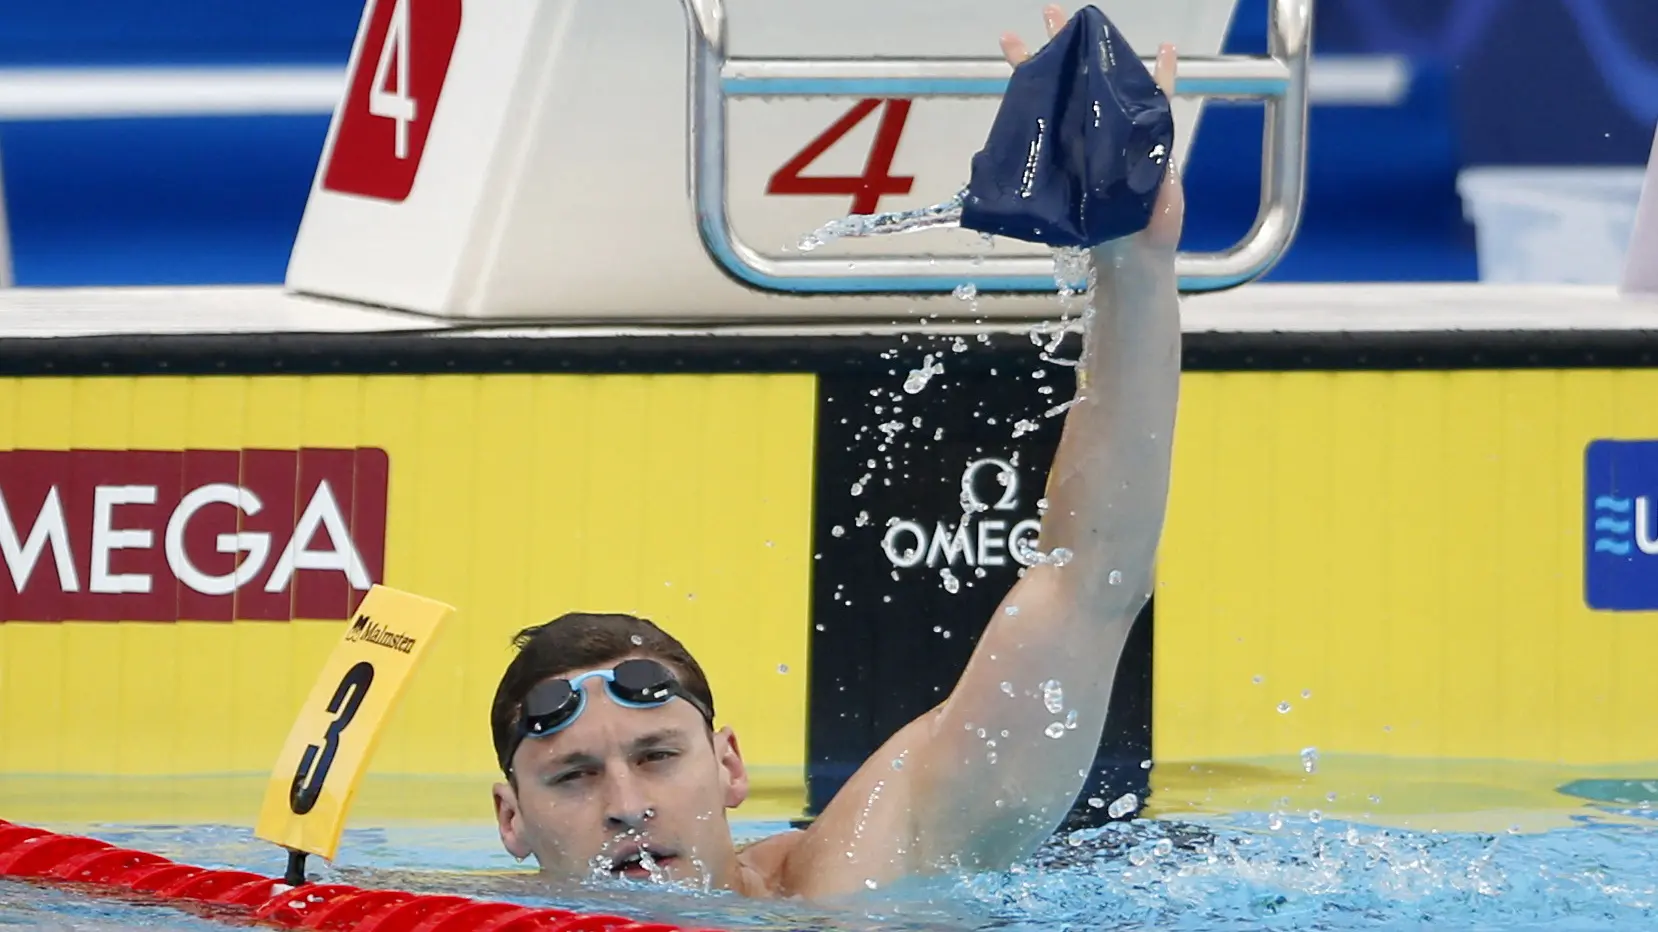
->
[902,34,1184,871]
[782,8,1187,897]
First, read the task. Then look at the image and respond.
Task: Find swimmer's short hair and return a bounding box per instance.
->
[489,612,717,776]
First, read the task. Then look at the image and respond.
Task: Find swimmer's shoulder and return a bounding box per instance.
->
[734,828,807,896]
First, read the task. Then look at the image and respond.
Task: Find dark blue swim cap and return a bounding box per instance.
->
[958,5,1174,249]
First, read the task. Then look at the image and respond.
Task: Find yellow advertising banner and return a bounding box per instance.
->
[1155,369,1658,766]
[0,373,817,794]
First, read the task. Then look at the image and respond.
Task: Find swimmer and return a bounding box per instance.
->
[488,5,1184,900]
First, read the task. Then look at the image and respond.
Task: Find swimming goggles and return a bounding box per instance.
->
[506,659,713,770]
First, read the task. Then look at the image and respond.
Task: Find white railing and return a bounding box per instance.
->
[682,0,1314,293]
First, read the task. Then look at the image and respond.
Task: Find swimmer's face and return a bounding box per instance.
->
[492,667,749,889]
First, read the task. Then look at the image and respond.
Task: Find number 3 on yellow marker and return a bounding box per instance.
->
[256,585,455,861]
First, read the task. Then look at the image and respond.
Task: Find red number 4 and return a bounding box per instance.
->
[767,99,914,216]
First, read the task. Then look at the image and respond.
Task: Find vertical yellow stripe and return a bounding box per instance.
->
[1267,373,1333,757]
[447,374,535,776]
[1438,371,1503,761]
[1156,374,1218,762]
[1494,372,1559,761]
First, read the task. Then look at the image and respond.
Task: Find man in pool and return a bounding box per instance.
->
[488,5,1185,900]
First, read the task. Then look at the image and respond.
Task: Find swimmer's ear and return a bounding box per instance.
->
[492,780,534,861]
[714,726,750,810]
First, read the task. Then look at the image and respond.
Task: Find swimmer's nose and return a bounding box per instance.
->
[601,770,655,831]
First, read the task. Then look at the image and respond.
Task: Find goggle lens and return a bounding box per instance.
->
[521,679,581,735]
[610,658,678,704]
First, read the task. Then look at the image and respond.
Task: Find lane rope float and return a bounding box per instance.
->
[0,819,723,932]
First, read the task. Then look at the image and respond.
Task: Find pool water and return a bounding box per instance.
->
[5,759,1658,931]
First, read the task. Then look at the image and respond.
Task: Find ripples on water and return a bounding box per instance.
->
[6,810,1658,931]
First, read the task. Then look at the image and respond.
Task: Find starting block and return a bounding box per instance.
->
[284,0,1313,321]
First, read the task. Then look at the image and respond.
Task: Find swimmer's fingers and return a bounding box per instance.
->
[1152,42,1178,100]
[1000,4,1067,68]
[1142,43,1185,248]
[999,33,1031,67]
[1043,4,1067,39]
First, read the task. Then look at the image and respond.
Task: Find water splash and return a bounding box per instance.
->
[904,354,945,394]
[796,190,967,253]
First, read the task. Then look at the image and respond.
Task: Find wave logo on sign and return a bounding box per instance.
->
[882,457,1044,570]
[1591,494,1636,556]
[0,447,389,622]
[1584,439,1658,611]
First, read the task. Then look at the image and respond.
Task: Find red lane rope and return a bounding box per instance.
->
[0,820,722,932]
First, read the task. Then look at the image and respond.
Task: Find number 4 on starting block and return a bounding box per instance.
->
[321,0,462,202]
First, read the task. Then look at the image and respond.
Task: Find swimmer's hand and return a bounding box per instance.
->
[1000,4,1186,252]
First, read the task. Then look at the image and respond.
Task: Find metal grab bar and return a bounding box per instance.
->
[681,0,1313,295]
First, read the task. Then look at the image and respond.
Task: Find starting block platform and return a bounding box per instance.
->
[273,0,1312,322]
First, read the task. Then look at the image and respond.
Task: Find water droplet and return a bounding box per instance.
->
[1064,709,1078,729]
[1300,747,1318,773]
[941,568,960,593]
[777,664,790,674]
[630,635,644,646]
[1048,548,1073,567]
[831,525,846,538]
[1308,809,1322,823]
[999,681,1015,696]
[1268,813,1284,831]
[1140,759,1153,770]
[903,354,945,394]
[1044,722,1066,739]
[1042,679,1064,714]
[1153,838,1173,857]
[954,282,978,302]
[1301,688,1312,699]
[1005,604,1020,616]
[1107,793,1137,818]
[854,511,870,527]
[1277,701,1292,714]
[1107,570,1123,586]
[1087,797,1106,809]
[986,751,998,764]
[1252,675,1263,685]
[864,878,878,890]
[890,757,904,771]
